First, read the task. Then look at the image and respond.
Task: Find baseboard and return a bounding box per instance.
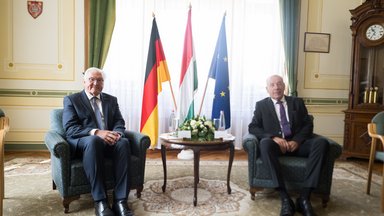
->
[4,144,48,151]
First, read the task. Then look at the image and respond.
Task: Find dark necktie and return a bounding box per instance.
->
[277,100,292,138]
[92,97,104,130]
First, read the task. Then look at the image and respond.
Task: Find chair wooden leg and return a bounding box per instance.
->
[381,164,384,212]
[136,185,143,198]
[319,194,330,208]
[367,138,377,194]
[1,133,4,216]
[62,195,80,214]
[249,187,264,200]
[0,134,4,200]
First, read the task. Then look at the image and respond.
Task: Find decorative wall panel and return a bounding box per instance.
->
[0,0,75,80]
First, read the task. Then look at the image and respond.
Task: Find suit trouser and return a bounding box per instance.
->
[259,136,329,189]
[76,136,131,201]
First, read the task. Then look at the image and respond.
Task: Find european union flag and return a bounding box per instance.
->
[208,15,231,129]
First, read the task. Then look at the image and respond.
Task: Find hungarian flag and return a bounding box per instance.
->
[141,18,171,148]
[209,15,231,129]
[178,8,198,123]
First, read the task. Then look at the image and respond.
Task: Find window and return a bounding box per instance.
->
[103,0,284,148]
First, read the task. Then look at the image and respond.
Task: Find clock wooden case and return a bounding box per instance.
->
[343,0,384,159]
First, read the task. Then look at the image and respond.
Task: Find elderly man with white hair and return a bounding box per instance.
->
[63,67,133,216]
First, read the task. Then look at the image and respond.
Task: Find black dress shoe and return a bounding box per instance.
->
[280,198,295,216]
[112,200,134,216]
[94,200,115,216]
[296,197,316,216]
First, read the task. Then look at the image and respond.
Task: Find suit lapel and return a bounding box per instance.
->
[267,98,280,125]
[81,90,99,127]
[81,91,93,113]
[285,96,294,126]
[100,93,109,130]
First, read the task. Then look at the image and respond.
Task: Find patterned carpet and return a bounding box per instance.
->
[3,158,382,215]
[137,176,248,215]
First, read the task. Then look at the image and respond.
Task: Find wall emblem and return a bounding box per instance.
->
[27,1,43,19]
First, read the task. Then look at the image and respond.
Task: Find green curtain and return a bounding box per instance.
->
[279,0,300,96]
[88,0,116,68]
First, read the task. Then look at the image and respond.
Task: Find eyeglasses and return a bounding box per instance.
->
[268,82,284,88]
[88,77,104,83]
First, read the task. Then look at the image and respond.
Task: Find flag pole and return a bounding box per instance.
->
[169,81,178,112]
[198,77,209,116]
[199,12,227,117]
[152,11,176,112]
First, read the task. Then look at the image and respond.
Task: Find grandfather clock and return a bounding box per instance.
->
[343,0,384,159]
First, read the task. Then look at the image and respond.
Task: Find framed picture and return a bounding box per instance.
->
[304,32,331,53]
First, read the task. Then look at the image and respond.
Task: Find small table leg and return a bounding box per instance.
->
[227,143,234,194]
[161,145,167,192]
[193,149,201,206]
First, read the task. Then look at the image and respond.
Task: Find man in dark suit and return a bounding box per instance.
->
[248,75,328,216]
[63,67,133,216]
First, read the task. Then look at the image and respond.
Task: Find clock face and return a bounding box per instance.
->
[366,24,384,41]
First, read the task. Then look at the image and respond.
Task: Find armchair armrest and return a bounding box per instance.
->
[313,134,342,160]
[242,133,259,160]
[242,133,258,147]
[44,131,72,191]
[124,130,150,158]
[44,131,71,162]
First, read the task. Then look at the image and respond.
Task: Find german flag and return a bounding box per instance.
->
[140,18,171,148]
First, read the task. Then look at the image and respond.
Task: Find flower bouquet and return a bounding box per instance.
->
[178,116,215,141]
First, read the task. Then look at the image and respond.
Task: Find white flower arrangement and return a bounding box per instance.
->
[178,116,215,141]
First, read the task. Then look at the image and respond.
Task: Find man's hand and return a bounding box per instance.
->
[272,137,289,153]
[287,140,299,152]
[95,130,121,146]
[272,137,299,153]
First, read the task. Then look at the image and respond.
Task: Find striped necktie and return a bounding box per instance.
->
[92,97,104,130]
[277,100,292,138]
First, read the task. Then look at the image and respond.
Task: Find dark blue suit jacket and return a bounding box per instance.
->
[248,96,313,145]
[62,90,126,153]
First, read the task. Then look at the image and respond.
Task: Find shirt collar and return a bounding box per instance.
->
[85,91,101,100]
[271,96,286,104]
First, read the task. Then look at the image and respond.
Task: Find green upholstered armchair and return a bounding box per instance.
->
[242,117,342,207]
[44,109,150,213]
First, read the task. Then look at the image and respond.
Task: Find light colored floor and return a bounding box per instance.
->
[4,150,383,175]
[4,149,247,161]
[146,149,248,160]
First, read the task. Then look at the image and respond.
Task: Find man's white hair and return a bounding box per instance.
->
[266,74,283,86]
[83,67,106,80]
